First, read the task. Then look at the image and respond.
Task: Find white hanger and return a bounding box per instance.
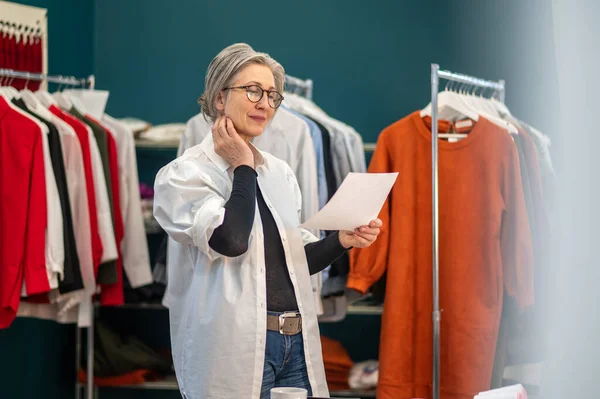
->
[53,86,73,110]
[0,73,19,99]
[457,83,518,135]
[490,97,512,118]
[20,79,46,111]
[35,89,59,108]
[420,80,479,122]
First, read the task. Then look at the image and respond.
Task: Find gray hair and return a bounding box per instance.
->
[198,43,285,122]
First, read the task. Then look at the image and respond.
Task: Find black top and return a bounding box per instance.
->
[209,165,348,312]
[307,116,337,201]
[13,99,84,294]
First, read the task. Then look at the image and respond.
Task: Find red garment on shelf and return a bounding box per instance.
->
[77,369,162,387]
[321,336,353,391]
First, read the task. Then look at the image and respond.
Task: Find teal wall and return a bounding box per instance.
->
[94,0,456,143]
[94,1,557,143]
[445,0,558,136]
[0,2,94,399]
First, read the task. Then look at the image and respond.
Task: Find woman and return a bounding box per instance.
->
[153,43,382,399]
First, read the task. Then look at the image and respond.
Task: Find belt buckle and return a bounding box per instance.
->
[278,312,300,335]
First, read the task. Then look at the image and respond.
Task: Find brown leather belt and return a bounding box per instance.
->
[267,312,302,335]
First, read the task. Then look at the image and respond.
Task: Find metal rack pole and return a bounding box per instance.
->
[305,79,313,101]
[86,74,96,399]
[430,63,441,399]
[0,68,89,86]
[498,79,506,103]
[86,318,94,399]
[429,64,505,399]
[284,74,313,100]
[75,326,82,399]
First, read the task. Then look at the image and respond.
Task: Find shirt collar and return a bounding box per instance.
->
[199,133,267,173]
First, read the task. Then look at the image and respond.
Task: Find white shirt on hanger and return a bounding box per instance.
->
[283,93,366,186]
[153,134,329,399]
[86,123,119,264]
[102,114,153,288]
[19,111,97,327]
[52,114,95,326]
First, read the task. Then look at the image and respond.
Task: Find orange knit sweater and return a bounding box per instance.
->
[348,112,534,399]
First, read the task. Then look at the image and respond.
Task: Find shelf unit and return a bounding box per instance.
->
[91,302,381,398]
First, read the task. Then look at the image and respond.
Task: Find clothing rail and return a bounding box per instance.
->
[1,67,95,399]
[363,142,376,152]
[0,68,94,87]
[429,64,505,399]
[284,74,313,101]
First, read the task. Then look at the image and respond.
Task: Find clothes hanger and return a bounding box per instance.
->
[35,86,59,108]
[420,79,479,122]
[472,86,502,117]
[435,82,471,140]
[52,79,73,110]
[1,74,19,99]
[490,92,512,118]
[460,86,518,134]
[20,76,46,111]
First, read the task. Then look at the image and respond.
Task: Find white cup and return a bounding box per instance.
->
[270,387,308,399]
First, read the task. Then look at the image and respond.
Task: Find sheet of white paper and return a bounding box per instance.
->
[300,172,398,231]
[475,383,526,399]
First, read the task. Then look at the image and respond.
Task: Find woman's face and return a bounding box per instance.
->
[217,63,277,140]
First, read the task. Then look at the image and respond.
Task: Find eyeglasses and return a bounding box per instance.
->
[223,85,284,109]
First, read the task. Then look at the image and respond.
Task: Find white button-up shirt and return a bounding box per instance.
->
[176,111,324,314]
[153,135,329,399]
[102,114,153,288]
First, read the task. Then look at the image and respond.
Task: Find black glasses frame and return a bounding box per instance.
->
[223,85,284,109]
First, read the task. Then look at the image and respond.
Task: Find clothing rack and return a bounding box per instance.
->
[1,67,96,399]
[429,64,505,399]
[282,75,379,152]
[284,74,314,101]
[0,68,94,87]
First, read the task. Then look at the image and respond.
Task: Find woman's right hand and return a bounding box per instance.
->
[212,116,254,169]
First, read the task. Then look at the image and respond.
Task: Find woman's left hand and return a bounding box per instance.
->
[338,219,383,249]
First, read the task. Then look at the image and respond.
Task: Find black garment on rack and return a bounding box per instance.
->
[208,165,348,312]
[69,107,118,285]
[306,116,336,201]
[13,98,84,293]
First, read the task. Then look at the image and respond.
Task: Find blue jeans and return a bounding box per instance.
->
[260,312,313,399]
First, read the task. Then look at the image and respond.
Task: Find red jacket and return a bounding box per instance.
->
[0,97,49,328]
